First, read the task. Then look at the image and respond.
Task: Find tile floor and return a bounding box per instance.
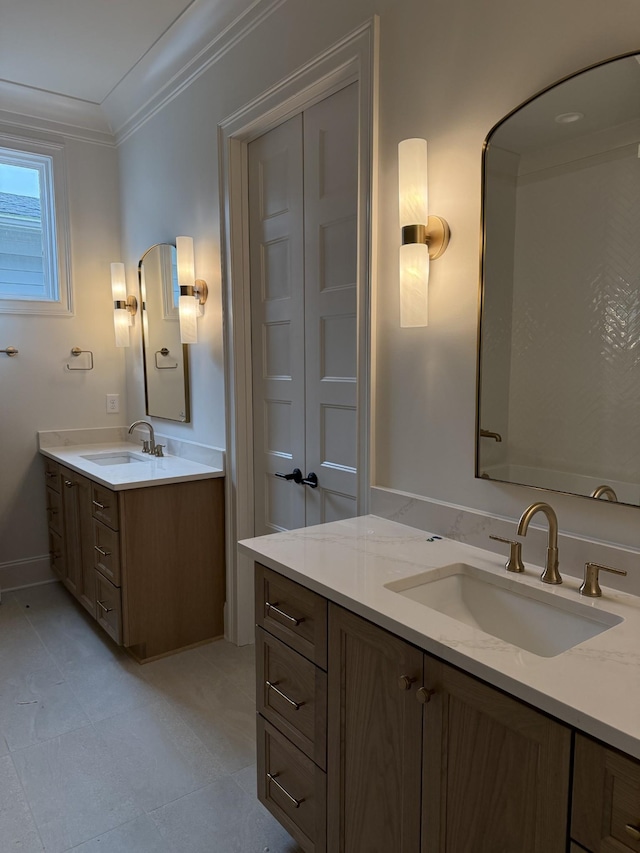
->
[0,582,302,853]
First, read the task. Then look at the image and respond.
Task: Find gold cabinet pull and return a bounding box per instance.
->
[416,687,436,704]
[266,680,304,710]
[96,600,113,614]
[265,601,305,626]
[92,500,106,510]
[625,824,640,841]
[94,546,111,558]
[266,773,304,808]
[398,675,417,691]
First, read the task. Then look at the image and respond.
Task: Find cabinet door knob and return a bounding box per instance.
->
[398,675,417,691]
[625,824,640,841]
[416,687,436,704]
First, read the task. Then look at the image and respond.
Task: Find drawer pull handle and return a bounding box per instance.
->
[47,507,58,515]
[64,479,77,488]
[266,773,304,808]
[266,680,304,710]
[625,824,640,841]
[45,471,56,479]
[94,546,111,557]
[92,500,106,510]
[265,601,305,626]
[96,600,113,614]
[416,687,436,704]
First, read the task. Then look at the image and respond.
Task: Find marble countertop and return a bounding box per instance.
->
[239,514,640,759]
[40,442,224,490]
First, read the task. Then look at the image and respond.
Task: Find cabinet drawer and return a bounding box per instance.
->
[91,483,119,530]
[47,528,64,579]
[46,487,63,536]
[256,564,327,668]
[93,520,121,586]
[257,716,326,853]
[44,459,61,491]
[257,627,327,769]
[572,734,640,853]
[95,572,122,645]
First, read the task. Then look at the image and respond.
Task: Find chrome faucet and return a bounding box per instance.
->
[128,420,155,454]
[516,501,562,585]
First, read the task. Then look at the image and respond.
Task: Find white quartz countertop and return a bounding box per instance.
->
[40,442,224,490]
[239,514,640,759]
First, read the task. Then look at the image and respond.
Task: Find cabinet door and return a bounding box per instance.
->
[60,468,96,616]
[327,604,423,853]
[572,733,640,853]
[421,657,571,853]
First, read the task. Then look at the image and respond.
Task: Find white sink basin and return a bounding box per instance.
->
[385,562,623,657]
[80,451,150,466]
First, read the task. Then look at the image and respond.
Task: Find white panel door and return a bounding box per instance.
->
[303,84,358,526]
[249,84,358,534]
[249,114,306,535]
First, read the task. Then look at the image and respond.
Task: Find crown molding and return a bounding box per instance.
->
[103,0,286,144]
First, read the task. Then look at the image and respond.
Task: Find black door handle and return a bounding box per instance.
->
[301,472,318,488]
[275,468,303,484]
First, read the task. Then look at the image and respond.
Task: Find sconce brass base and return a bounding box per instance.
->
[402,216,451,260]
[113,296,138,316]
[195,279,208,306]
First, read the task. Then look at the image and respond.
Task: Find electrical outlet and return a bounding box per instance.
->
[106,394,120,413]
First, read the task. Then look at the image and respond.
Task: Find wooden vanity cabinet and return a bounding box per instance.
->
[572,734,640,852]
[256,564,573,853]
[44,459,225,661]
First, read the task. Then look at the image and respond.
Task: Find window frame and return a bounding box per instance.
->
[0,134,72,315]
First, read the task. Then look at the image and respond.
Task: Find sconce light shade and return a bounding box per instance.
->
[398,138,450,328]
[176,235,208,344]
[111,262,130,347]
[399,242,430,327]
[398,138,428,228]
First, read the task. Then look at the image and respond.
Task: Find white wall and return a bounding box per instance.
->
[117,0,640,557]
[0,129,124,587]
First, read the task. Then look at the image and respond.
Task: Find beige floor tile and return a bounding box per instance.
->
[197,638,256,698]
[64,654,161,723]
[0,665,91,751]
[0,754,44,852]
[143,657,257,773]
[12,725,141,853]
[94,699,224,812]
[0,613,55,682]
[150,776,302,853]
[67,815,172,852]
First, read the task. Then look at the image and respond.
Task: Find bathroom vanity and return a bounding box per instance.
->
[42,440,225,662]
[240,516,640,853]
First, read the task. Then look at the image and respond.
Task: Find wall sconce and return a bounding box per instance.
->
[110,262,137,347]
[176,236,208,344]
[398,138,450,327]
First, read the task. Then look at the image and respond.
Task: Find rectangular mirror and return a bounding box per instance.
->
[477,52,640,507]
[139,243,190,422]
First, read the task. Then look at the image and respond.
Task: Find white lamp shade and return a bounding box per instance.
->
[176,236,195,286]
[113,308,130,347]
[110,262,127,302]
[179,293,198,344]
[399,242,430,327]
[398,138,428,228]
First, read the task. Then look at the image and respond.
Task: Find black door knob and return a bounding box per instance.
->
[275,468,303,484]
[301,472,318,488]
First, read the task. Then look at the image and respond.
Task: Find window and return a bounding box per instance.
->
[0,136,71,314]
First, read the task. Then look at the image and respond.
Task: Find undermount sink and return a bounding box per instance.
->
[80,451,150,466]
[385,562,623,657]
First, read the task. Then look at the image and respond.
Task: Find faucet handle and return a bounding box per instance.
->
[579,562,627,597]
[153,444,165,458]
[489,535,525,573]
[140,439,151,454]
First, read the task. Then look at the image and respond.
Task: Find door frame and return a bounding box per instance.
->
[219,18,378,644]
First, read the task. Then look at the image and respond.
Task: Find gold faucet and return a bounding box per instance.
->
[516,502,562,585]
[590,485,618,501]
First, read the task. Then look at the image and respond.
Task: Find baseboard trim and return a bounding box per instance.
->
[0,556,57,592]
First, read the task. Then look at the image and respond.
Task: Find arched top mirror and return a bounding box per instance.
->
[477,52,640,506]
[139,243,190,423]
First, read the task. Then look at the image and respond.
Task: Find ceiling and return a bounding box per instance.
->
[0,0,200,103]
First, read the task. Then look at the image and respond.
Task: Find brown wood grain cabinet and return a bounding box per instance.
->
[256,563,640,853]
[44,459,225,661]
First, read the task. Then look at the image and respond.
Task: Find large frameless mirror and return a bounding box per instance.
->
[477,52,640,506]
[139,243,190,422]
